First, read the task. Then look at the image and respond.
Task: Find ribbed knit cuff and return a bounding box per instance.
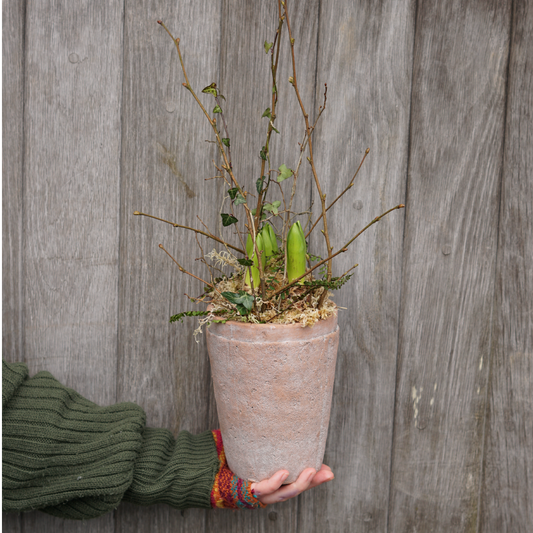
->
[123,428,220,510]
[210,430,265,509]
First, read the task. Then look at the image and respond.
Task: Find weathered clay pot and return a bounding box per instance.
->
[206,312,339,483]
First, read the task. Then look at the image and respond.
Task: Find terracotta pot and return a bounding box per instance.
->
[206,312,339,483]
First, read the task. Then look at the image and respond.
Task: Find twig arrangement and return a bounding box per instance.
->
[135,0,404,329]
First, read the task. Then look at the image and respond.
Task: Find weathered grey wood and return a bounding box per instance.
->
[2,0,25,366]
[388,1,511,531]
[298,1,414,532]
[13,1,125,532]
[115,1,222,532]
[2,3,25,531]
[480,1,533,531]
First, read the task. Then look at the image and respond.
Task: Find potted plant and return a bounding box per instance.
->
[135,1,403,484]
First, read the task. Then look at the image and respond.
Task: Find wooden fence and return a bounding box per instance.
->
[3,0,531,531]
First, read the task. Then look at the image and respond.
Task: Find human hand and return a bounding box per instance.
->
[251,465,334,505]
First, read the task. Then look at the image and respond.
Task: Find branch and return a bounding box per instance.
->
[157,20,256,243]
[283,1,333,282]
[265,204,405,301]
[306,148,370,238]
[159,244,213,288]
[134,211,245,254]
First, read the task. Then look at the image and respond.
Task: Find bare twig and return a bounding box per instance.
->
[134,211,245,254]
[283,1,333,289]
[254,1,285,231]
[157,20,255,250]
[159,244,213,288]
[265,204,405,301]
[306,148,370,238]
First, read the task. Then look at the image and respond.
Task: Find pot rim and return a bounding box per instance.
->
[206,308,338,342]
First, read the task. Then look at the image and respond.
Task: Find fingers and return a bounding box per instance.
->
[308,464,334,489]
[251,465,335,506]
[251,470,289,498]
[262,467,316,504]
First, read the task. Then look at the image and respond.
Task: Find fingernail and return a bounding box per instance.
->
[306,469,316,481]
[281,471,289,483]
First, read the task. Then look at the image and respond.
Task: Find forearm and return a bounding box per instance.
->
[123,428,218,509]
[2,360,220,518]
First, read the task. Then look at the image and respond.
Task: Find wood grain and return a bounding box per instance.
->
[115,1,222,532]
[480,1,533,531]
[388,1,511,531]
[297,1,413,531]
[2,4,29,531]
[12,1,124,532]
[2,0,25,365]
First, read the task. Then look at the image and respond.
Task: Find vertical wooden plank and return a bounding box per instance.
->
[206,0,318,530]
[388,1,511,531]
[19,0,124,531]
[297,1,413,531]
[23,0,124,401]
[3,8,26,532]
[116,0,221,531]
[480,1,533,531]
[2,0,24,365]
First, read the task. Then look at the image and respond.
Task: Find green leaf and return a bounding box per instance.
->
[237,258,254,267]
[260,146,267,160]
[169,310,211,323]
[264,200,281,216]
[221,138,230,147]
[213,105,222,114]
[272,85,277,94]
[256,176,266,194]
[221,213,238,226]
[262,108,272,119]
[221,291,255,316]
[234,193,247,206]
[271,124,280,134]
[277,164,293,182]
[264,41,273,54]
[227,187,239,200]
[202,83,218,96]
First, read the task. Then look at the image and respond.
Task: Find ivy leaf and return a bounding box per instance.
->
[264,200,281,216]
[234,193,247,206]
[169,310,211,323]
[260,146,267,160]
[221,138,230,147]
[221,291,254,316]
[221,213,238,226]
[202,83,218,96]
[227,187,239,200]
[277,164,293,182]
[237,258,254,267]
[262,108,272,119]
[264,41,273,54]
[256,176,266,194]
[213,105,222,114]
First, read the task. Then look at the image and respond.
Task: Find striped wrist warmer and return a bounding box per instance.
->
[210,430,265,509]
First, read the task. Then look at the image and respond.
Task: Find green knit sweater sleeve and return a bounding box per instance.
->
[2,359,220,519]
